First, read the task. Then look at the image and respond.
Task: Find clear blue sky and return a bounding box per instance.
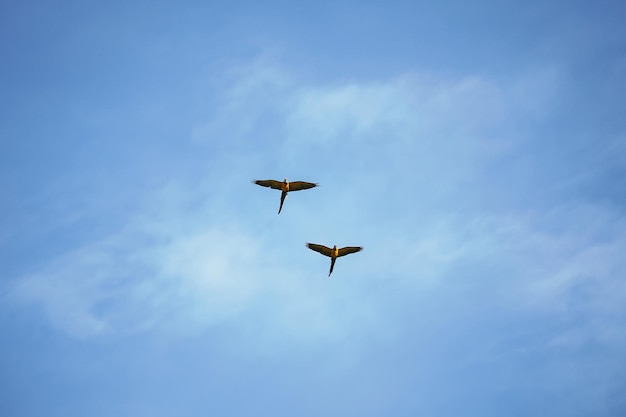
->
[2,1,625,416]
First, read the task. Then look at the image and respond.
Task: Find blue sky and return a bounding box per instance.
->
[2,0,626,416]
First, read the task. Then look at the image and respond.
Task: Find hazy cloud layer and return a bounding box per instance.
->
[9,60,625,365]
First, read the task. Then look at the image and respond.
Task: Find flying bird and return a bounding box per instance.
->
[306,243,363,276]
[253,178,318,214]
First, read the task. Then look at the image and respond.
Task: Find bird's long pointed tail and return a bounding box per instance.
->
[278,191,287,214]
[329,258,336,276]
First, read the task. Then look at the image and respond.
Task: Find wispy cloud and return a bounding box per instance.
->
[393,202,626,353]
[283,66,560,143]
[10,178,381,349]
[9,57,624,363]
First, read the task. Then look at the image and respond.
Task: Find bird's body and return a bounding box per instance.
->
[306,243,363,276]
[253,178,318,214]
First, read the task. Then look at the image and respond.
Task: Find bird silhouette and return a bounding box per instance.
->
[253,178,318,214]
[306,243,363,276]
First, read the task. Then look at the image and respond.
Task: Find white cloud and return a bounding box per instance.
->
[9,221,287,339]
[389,203,626,354]
[13,57,622,358]
[283,67,560,146]
[10,184,382,349]
[191,57,295,145]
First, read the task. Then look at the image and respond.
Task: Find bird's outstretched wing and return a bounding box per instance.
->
[306,243,333,257]
[253,179,283,190]
[337,246,363,257]
[289,181,318,191]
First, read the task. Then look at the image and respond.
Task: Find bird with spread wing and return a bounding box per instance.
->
[253,178,318,214]
[306,243,363,276]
